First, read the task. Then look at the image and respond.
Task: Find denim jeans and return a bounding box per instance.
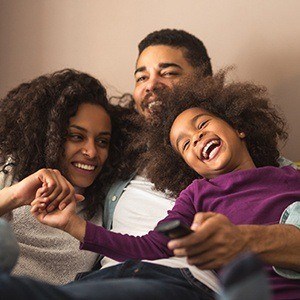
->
[0,260,215,300]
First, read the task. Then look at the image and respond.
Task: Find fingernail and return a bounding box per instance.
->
[59,203,66,210]
[47,205,54,212]
[168,241,177,249]
[190,223,199,230]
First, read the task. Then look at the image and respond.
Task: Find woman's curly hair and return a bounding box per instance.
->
[108,94,147,180]
[0,68,122,218]
[139,69,288,197]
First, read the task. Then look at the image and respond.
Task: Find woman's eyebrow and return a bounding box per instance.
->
[70,125,87,132]
[70,125,111,136]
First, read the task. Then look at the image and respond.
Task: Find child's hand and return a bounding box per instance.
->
[31,196,87,242]
[11,168,77,210]
[31,196,79,230]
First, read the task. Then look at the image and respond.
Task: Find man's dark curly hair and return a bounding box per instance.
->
[140,69,288,197]
[0,69,121,218]
[138,29,212,76]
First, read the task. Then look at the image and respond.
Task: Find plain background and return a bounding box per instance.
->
[0,0,299,161]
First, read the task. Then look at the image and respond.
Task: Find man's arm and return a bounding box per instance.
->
[240,223,300,272]
[168,212,300,272]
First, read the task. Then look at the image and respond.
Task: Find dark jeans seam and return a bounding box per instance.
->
[180,268,215,299]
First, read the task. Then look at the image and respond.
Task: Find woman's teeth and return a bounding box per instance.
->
[73,163,96,171]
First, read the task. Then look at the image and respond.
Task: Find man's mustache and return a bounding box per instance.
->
[141,93,155,111]
[140,86,171,111]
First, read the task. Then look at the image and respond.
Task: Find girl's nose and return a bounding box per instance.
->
[193,132,204,147]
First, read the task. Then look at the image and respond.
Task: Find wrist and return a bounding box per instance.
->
[64,214,86,242]
[239,225,280,257]
[4,186,22,209]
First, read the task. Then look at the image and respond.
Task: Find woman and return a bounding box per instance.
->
[0,69,120,284]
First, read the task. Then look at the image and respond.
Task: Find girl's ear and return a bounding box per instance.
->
[238,131,246,139]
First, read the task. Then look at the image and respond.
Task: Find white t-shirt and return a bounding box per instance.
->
[101,175,220,293]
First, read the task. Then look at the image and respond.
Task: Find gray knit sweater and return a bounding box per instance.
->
[0,161,102,285]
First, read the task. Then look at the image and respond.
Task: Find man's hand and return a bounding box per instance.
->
[168,212,249,269]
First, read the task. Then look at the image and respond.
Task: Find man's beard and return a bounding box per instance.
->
[140,87,170,115]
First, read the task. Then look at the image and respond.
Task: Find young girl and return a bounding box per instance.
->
[32,71,300,299]
[0,69,121,284]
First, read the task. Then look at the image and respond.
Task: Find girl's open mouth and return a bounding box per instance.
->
[201,139,221,161]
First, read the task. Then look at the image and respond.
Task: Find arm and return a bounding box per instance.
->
[32,185,198,261]
[0,168,77,216]
[32,199,172,261]
[168,211,300,272]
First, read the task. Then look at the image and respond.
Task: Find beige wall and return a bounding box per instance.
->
[0,0,299,161]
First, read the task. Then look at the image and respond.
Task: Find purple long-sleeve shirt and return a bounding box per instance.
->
[81,166,300,299]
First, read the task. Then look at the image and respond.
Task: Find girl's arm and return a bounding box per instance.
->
[32,185,197,262]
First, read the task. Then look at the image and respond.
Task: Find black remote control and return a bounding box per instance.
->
[155,220,193,239]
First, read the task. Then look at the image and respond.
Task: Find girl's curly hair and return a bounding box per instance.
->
[139,69,288,197]
[0,68,122,218]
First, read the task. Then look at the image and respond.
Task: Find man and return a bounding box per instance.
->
[0,29,299,299]
[105,28,300,273]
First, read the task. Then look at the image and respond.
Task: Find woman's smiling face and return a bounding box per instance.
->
[169,107,255,179]
[60,103,111,189]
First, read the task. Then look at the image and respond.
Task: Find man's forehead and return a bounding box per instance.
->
[135,45,188,69]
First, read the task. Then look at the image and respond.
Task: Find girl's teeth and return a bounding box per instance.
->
[202,140,219,159]
[74,163,96,171]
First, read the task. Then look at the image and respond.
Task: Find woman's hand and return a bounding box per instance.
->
[12,168,78,210]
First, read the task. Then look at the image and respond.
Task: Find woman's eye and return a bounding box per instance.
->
[97,139,110,148]
[198,120,208,129]
[69,134,83,141]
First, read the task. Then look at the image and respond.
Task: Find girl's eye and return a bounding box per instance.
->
[198,120,208,129]
[182,140,190,151]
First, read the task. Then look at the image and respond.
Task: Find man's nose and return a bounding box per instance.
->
[145,75,162,93]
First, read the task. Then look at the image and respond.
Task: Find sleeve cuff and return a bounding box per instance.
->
[273,202,300,279]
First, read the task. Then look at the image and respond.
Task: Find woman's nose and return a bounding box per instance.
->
[82,141,97,158]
